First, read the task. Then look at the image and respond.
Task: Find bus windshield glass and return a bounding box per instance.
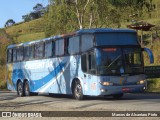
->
[97,48,143,75]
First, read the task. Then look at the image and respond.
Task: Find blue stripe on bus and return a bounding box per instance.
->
[12,62,66,92]
[31,62,66,91]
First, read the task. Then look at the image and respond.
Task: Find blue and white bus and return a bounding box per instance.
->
[6,28,154,100]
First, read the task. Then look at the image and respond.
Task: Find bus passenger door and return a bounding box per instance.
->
[81,51,97,95]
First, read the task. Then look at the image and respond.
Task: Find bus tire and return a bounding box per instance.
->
[113,93,124,99]
[73,80,84,100]
[24,81,38,96]
[17,81,24,97]
[24,81,30,96]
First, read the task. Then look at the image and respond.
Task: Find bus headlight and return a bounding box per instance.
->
[100,82,113,86]
[137,80,145,85]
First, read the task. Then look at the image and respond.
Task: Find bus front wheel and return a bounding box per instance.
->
[17,81,24,97]
[73,80,84,100]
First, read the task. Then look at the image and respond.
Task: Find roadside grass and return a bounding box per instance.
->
[14,32,45,43]
[144,39,160,93]
[147,79,160,92]
[5,18,45,36]
[0,80,7,90]
[0,65,7,90]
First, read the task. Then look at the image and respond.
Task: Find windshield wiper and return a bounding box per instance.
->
[106,55,121,70]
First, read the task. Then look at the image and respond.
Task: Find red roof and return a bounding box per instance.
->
[127,21,155,31]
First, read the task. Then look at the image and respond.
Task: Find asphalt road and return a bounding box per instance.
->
[0,91,160,119]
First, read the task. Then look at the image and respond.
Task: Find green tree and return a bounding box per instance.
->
[22,3,47,22]
[22,14,32,22]
[64,0,116,29]
[45,0,78,36]
[45,0,119,36]
[108,0,155,21]
[33,3,43,11]
[4,19,15,27]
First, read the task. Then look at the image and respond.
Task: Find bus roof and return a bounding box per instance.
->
[7,28,136,49]
[76,28,136,34]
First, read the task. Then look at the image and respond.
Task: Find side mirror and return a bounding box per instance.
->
[142,48,154,64]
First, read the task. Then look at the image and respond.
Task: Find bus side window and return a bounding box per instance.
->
[81,52,96,74]
[35,42,44,59]
[64,38,69,55]
[7,49,12,63]
[88,52,96,74]
[25,45,34,60]
[30,45,35,60]
[55,39,64,56]
[52,41,55,56]
[24,46,30,60]
[81,54,87,72]
[13,49,17,62]
[17,47,24,61]
[81,35,94,52]
[68,36,80,55]
[55,40,58,56]
[45,40,52,58]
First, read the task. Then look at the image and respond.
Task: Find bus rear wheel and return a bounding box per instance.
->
[74,80,84,100]
[17,81,24,97]
[24,81,30,96]
[24,81,38,96]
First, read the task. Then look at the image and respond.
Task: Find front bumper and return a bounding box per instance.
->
[98,84,146,96]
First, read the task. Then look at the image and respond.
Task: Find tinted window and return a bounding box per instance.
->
[24,46,30,60]
[123,48,143,73]
[96,48,143,75]
[69,36,80,54]
[35,42,44,59]
[52,41,55,56]
[55,40,59,56]
[59,39,64,55]
[95,33,138,46]
[45,41,52,58]
[88,52,96,74]
[17,47,24,61]
[81,52,96,74]
[24,45,34,60]
[97,48,122,75]
[29,45,34,60]
[7,49,12,63]
[55,39,64,56]
[64,38,69,55]
[13,49,17,62]
[81,54,87,72]
[81,35,94,52]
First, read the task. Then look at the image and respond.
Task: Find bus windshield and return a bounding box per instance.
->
[97,47,143,75]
